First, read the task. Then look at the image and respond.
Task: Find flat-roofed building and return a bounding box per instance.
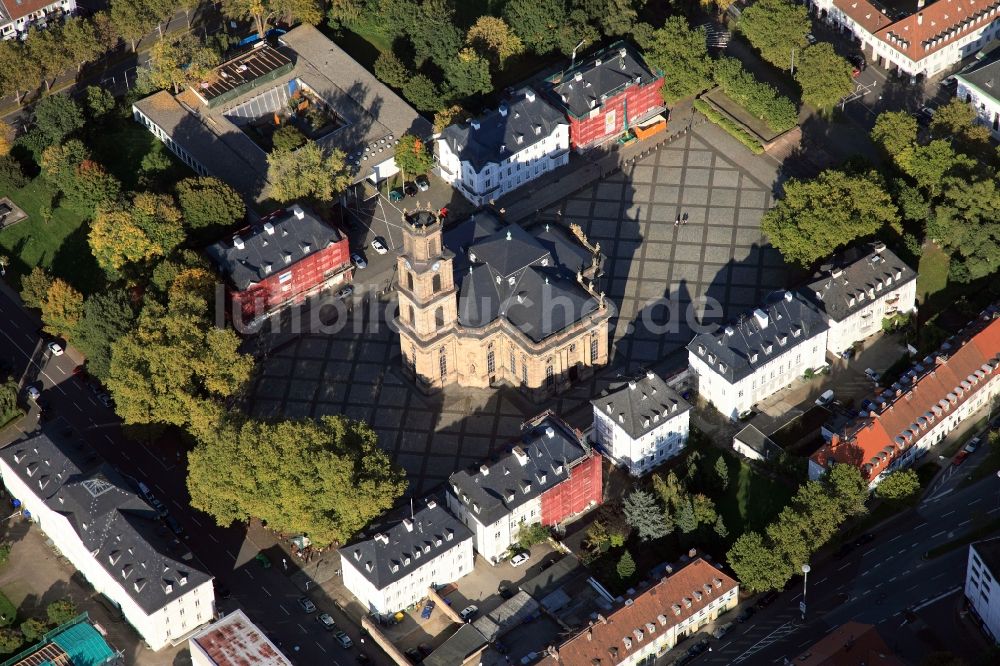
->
[190,609,291,666]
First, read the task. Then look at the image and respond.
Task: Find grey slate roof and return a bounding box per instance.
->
[973,536,1000,577]
[204,204,343,291]
[0,428,212,615]
[438,87,567,171]
[956,49,1000,101]
[592,370,691,440]
[733,425,783,461]
[550,43,659,118]
[422,624,488,666]
[470,591,539,642]
[338,500,471,591]
[449,416,590,527]
[132,24,431,201]
[803,244,916,323]
[687,290,829,384]
[443,212,602,343]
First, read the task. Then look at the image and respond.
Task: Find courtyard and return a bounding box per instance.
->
[245,123,789,496]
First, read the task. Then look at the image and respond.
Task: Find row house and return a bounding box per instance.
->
[803,242,917,357]
[546,42,666,152]
[591,370,692,476]
[537,558,739,665]
[955,48,1000,141]
[338,499,473,616]
[205,203,352,329]
[0,428,215,650]
[812,0,1000,77]
[447,414,603,564]
[811,307,1000,487]
[435,87,570,207]
[1,0,75,40]
[687,290,829,421]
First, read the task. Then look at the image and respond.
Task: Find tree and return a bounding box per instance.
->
[824,463,869,518]
[148,33,220,94]
[221,0,323,40]
[676,499,699,534]
[407,0,462,68]
[20,267,53,310]
[585,520,611,553]
[0,629,22,655]
[897,140,975,197]
[89,193,185,275]
[90,11,121,53]
[766,506,810,574]
[714,455,729,491]
[516,522,550,549]
[433,104,470,132]
[266,141,351,203]
[652,470,686,513]
[187,414,408,546]
[175,177,246,230]
[0,542,9,566]
[46,599,77,625]
[394,135,435,180]
[623,489,670,540]
[466,16,524,68]
[402,74,442,113]
[727,531,789,593]
[762,169,900,266]
[109,0,159,51]
[108,291,253,428]
[373,52,410,89]
[931,98,981,140]
[33,95,85,146]
[0,120,11,156]
[713,57,797,133]
[504,0,567,55]
[0,39,41,104]
[616,549,637,581]
[149,249,211,296]
[41,279,84,339]
[0,155,27,191]
[871,111,917,157]
[926,176,1000,281]
[713,515,728,539]
[73,290,138,381]
[642,18,714,103]
[0,380,20,423]
[19,617,48,642]
[27,26,74,91]
[83,86,117,122]
[59,16,101,73]
[875,469,920,502]
[444,48,492,99]
[737,0,810,70]
[795,43,854,111]
[575,0,638,38]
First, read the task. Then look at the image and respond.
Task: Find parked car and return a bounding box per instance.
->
[255,553,272,568]
[420,600,435,619]
[317,613,336,630]
[510,551,530,567]
[815,389,835,407]
[735,607,755,623]
[298,597,317,613]
[26,385,40,401]
[351,252,367,269]
[965,437,982,453]
[850,54,867,71]
[415,176,430,192]
[917,106,936,126]
[371,236,388,254]
[47,341,64,356]
[756,591,779,609]
[833,542,854,559]
[404,647,422,662]
[712,622,733,639]
[403,182,418,197]
[334,630,353,648]
[852,532,875,548]
[498,584,515,599]
[149,497,169,517]
[864,368,881,383]
[97,393,114,409]
[164,515,185,537]
[953,450,970,466]
[460,605,478,621]
[806,33,817,45]
[336,285,355,300]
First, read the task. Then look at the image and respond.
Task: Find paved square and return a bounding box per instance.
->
[247,127,787,496]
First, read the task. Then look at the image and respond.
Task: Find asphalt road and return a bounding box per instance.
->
[685,458,1000,665]
[0,288,382,665]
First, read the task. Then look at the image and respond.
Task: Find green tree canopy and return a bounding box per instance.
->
[41,140,121,213]
[504,0,567,55]
[516,522,550,549]
[927,175,1000,282]
[896,140,975,196]
[0,628,23,655]
[616,549,637,581]
[762,169,900,266]
[795,43,854,111]
[74,290,138,381]
[89,193,185,275]
[623,489,670,540]
[875,469,920,502]
[175,176,246,231]
[466,16,524,68]
[220,0,323,39]
[641,17,714,103]
[148,33,220,94]
[737,0,810,70]
[714,455,729,491]
[575,0,638,37]
[33,95,85,146]
[266,141,352,203]
[402,74,442,113]
[0,38,41,103]
[271,125,307,152]
[824,463,869,518]
[20,266,53,310]
[407,0,462,69]
[109,0,160,51]
[108,291,253,428]
[83,86,117,121]
[46,599,77,625]
[727,531,789,593]
[444,48,492,99]
[373,52,410,89]
[394,134,435,179]
[19,618,49,642]
[187,414,407,547]
[871,111,918,157]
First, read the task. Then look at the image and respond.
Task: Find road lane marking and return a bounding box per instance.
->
[297,623,307,634]
[912,587,961,611]
[245,570,255,580]
[74,402,83,412]
[121,452,130,461]
[898,549,907,555]
[818,577,828,584]
[941,510,955,518]
[932,572,946,580]
[907,584,919,591]
[227,549,237,559]
[172,499,183,510]
[190,516,202,526]
[862,548,875,556]
[959,519,972,527]
[970,498,982,505]
[209,534,219,543]
[838,562,851,571]
[932,531,946,538]
[0,328,67,394]
[155,484,166,493]
[56,365,67,375]
[262,587,272,597]
[315,642,326,653]
[280,604,290,616]
[104,435,113,444]
[889,534,904,542]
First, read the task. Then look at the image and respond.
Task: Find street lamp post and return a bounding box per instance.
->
[801,564,811,621]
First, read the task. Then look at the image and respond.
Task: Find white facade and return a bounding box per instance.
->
[592,407,689,476]
[813,0,1000,77]
[966,541,1000,643]
[340,533,473,616]
[689,329,828,421]
[956,73,1000,142]
[823,275,917,355]
[445,490,541,565]
[0,457,214,650]
[0,0,75,40]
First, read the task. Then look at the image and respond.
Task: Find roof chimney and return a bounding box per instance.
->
[479,464,490,476]
[471,119,481,130]
[291,204,305,220]
[918,11,924,24]
[753,308,769,329]
[263,221,275,235]
[525,89,536,103]
[233,236,245,250]
[498,103,508,117]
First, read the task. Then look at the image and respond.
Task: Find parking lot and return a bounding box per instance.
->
[247,122,787,495]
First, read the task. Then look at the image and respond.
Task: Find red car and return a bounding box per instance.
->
[953,450,970,466]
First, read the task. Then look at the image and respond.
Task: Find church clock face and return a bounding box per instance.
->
[432,261,441,272]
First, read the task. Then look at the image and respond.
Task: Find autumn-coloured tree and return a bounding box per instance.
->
[89,193,185,275]
[466,16,524,68]
[41,279,84,338]
[393,134,434,180]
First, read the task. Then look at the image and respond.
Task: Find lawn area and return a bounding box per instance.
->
[715,451,797,538]
[0,588,16,626]
[917,242,949,304]
[0,179,103,295]
[88,117,190,192]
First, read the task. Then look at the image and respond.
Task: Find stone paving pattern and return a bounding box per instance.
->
[246,125,789,496]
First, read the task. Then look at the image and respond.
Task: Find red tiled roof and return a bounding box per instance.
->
[813,311,1000,482]
[794,621,904,666]
[0,0,59,22]
[835,0,1000,63]
[537,559,738,666]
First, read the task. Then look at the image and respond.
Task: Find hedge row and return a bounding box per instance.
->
[713,57,798,133]
[692,99,765,154]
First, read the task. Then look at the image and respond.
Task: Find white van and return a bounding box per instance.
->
[815,390,835,407]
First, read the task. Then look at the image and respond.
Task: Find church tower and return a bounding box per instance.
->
[396,207,457,389]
